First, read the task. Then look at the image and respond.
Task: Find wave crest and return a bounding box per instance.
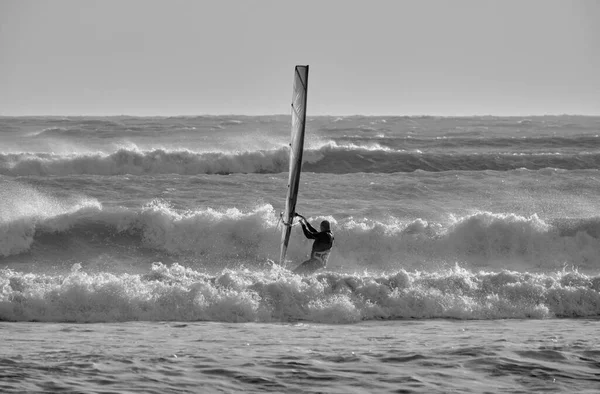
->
[4,145,600,175]
[0,148,292,176]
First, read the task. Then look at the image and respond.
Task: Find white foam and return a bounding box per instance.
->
[1,263,598,323]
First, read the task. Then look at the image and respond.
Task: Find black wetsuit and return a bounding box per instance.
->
[293,220,334,274]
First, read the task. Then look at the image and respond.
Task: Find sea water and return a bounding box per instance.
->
[1,115,599,392]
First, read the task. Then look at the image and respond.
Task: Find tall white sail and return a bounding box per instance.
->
[280,65,309,264]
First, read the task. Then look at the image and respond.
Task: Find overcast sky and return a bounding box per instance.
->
[1,0,598,116]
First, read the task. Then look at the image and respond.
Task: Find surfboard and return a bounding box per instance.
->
[279,65,309,265]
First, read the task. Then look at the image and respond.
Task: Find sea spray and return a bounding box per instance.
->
[0,180,102,256]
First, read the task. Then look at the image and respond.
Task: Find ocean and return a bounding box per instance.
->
[1,115,599,392]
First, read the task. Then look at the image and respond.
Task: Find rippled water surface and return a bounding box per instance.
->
[2,320,599,393]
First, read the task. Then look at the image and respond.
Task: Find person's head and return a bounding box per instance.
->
[320,220,331,231]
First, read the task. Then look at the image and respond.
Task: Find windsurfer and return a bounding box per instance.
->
[293,213,334,275]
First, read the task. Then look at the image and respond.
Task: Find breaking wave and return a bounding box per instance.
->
[3,198,600,274]
[1,262,598,323]
[3,144,600,176]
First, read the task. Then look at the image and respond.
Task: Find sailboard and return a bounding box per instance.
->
[279,65,309,265]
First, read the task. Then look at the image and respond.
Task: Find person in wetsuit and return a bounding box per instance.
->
[293,213,334,275]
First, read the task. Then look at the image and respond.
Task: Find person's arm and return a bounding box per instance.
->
[300,221,317,239]
[302,219,318,234]
[295,213,318,239]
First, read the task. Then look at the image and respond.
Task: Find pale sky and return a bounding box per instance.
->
[1,0,599,116]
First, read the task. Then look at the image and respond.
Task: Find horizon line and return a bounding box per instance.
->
[1,112,599,118]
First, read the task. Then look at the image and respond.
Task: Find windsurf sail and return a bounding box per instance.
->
[280,65,309,264]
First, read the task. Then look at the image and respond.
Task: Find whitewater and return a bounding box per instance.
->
[1,115,599,393]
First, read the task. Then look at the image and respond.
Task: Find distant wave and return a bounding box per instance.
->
[24,116,252,138]
[3,144,600,176]
[0,148,290,176]
[1,262,598,322]
[373,135,600,150]
[30,126,117,138]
